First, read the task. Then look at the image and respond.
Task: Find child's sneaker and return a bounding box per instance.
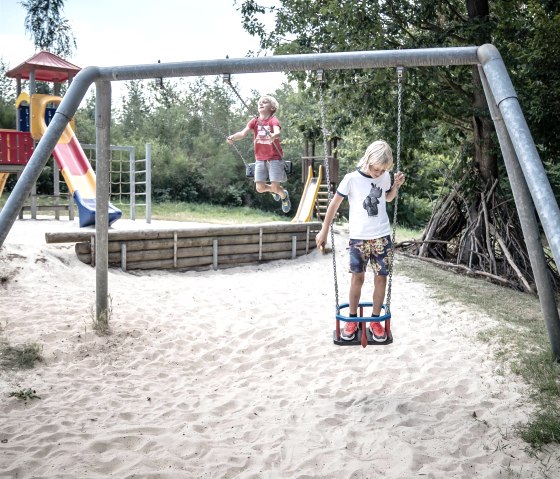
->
[281,190,291,213]
[370,321,387,342]
[272,192,281,201]
[341,321,358,341]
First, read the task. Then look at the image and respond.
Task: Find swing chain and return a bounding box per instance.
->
[223,73,285,161]
[385,66,404,314]
[318,71,340,310]
[190,101,252,168]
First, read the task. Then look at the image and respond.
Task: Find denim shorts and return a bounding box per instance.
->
[348,236,392,275]
[255,159,287,183]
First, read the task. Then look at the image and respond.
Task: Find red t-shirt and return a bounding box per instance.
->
[247,116,283,161]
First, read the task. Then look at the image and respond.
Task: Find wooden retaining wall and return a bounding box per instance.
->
[45,222,322,272]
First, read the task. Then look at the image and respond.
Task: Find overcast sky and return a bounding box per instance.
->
[0,0,285,100]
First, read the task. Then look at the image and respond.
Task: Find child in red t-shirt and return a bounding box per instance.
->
[227,95,291,213]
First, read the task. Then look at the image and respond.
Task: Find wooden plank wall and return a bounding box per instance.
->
[46,222,322,272]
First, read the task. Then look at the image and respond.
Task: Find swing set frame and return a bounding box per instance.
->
[0,45,559,359]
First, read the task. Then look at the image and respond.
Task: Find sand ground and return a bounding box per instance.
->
[0,218,559,478]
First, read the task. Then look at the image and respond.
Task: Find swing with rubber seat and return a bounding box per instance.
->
[317,67,404,348]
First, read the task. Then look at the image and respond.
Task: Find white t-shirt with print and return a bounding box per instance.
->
[336,169,392,240]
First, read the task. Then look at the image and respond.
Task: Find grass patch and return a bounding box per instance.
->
[394,229,560,450]
[90,295,113,336]
[8,388,41,400]
[148,201,283,224]
[0,340,43,370]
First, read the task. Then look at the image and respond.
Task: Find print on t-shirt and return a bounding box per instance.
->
[363,183,382,217]
[256,125,272,144]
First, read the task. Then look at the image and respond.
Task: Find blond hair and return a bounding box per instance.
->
[358,140,393,171]
[259,95,279,112]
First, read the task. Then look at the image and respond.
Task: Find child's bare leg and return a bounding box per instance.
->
[255,181,269,193]
[372,274,387,315]
[269,181,286,198]
[255,181,286,197]
[349,272,365,315]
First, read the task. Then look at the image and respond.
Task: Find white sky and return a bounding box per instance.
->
[0,0,285,102]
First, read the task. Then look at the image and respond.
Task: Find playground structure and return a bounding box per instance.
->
[80,142,152,223]
[0,52,323,226]
[0,45,559,358]
[0,51,121,227]
[297,136,340,222]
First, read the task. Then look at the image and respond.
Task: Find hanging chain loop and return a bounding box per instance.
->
[385,66,404,315]
[318,71,340,310]
[223,73,284,159]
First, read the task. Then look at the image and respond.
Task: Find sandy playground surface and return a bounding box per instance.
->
[0,217,559,478]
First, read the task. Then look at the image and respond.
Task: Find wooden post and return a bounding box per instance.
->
[53,157,60,220]
[121,242,127,271]
[90,235,95,267]
[31,183,37,219]
[173,232,178,268]
[69,194,74,221]
[212,239,218,270]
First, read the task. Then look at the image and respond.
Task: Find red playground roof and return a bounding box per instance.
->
[6,51,81,83]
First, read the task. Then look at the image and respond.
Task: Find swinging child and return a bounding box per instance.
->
[226,95,291,213]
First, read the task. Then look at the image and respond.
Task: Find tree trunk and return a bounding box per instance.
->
[472,66,498,181]
[467,0,498,182]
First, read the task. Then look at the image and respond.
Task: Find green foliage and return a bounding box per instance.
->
[238,0,560,220]
[8,388,41,400]
[74,92,97,144]
[61,1,560,227]
[492,0,560,195]
[20,0,76,57]
[0,59,16,129]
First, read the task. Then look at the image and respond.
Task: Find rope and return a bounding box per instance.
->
[385,66,404,315]
[318,71,340,310]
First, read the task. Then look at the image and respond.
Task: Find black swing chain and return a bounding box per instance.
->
[222,73,285,161]
[317,71,340,311]
[189,102,253,169]
[385,66,404,315]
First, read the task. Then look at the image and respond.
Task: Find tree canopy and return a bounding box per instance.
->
[21,0,76,57]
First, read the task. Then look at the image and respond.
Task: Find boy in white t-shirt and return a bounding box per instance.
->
[315,140,405,341]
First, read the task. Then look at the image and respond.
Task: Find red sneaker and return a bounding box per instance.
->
[341,321,358,341]
[370,321,387,342]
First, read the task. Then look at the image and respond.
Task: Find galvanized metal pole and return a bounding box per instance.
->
[0,67,99,247]
[478,44,560,269]
[130,146,136,221]
[479,65,560,360]
[146,143,152,224]
[95,81,111,322]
